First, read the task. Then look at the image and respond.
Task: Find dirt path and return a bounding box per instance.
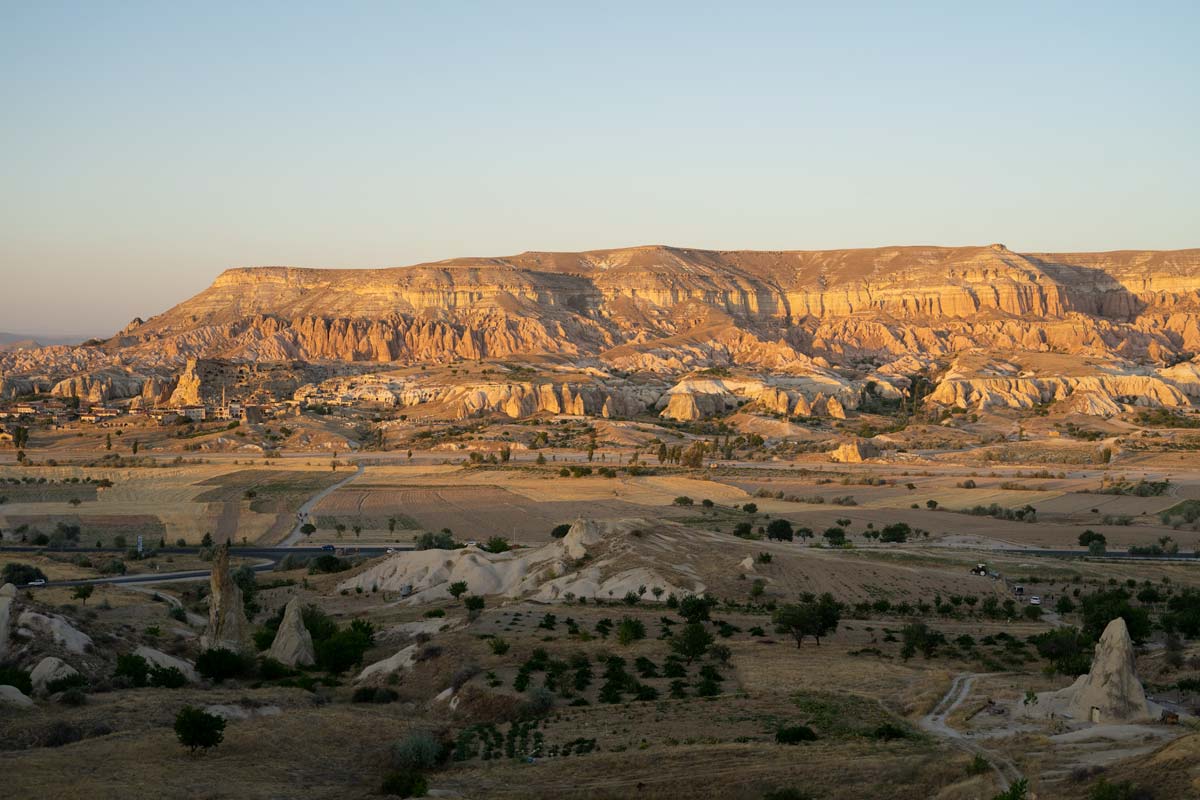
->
[919,672,1023,790]
[280,464,365,546]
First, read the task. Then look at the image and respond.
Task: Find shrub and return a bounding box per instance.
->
[381,770,428,798]
[150,665,188,689]
[114,653,151,686]
[0,666,33,695]
[174,705,226,753]
[353,686,399,704]
[616,617,646,645]
[415,531,456,550]
[315,619,375,674]
[551,524,571,538]
[775,725,818,744]
[2,563,46,585]
[766,519,794,541]
[392,730,441,771]
[488,637,510,655]
[483,537,509,553]
[196,648,252,683]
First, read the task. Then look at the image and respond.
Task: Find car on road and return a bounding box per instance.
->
[320,544,336,552]
[26,579,46,587]
[1029,595,1042,606]
[386,548,395,554]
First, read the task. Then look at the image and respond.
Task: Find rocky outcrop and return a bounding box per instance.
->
[357,644,417,682]
[134,645,199,682]
[17,610,92,654]
[0,583,15,661]
[1034,618,1157,724]
[0,684,34,708]
[200,543,252,653]
[8,244,1200,418]
[30,656,79,693]
[830,439,879,463]
[657,375,856,422]
[266,598,315,667]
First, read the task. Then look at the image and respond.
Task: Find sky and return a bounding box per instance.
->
[1,2,1198,337]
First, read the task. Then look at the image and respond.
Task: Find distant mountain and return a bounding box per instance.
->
[4,243,1200,417]
[0,332,90,350]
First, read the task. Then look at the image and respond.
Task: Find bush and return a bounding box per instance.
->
[616,617,646,645]
[415,531,456,550]
[150,665,188,689]
[307,554,350,574]
[0,666,33,695]
[775,725,818,744]
[766,519,794,541]
[381,769,428,798]
[353,686,399,704]
[762,790,815,800]
[196,648,252,683]
[483,537,509,553]
[551,524,571,539]
[174,705,226,753]
[392,730,441,771]
[1086,779,1152,800]
[114,653,151,686]
[488,637,510,655]
[315,619,375,674]
[967,754,991,775]
[2,562,46,585]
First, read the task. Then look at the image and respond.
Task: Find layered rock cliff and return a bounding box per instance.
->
[6,243,1200,415]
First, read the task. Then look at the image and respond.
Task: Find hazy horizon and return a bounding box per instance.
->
[3,2,1198,335]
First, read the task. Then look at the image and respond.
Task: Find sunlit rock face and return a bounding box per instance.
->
[7,244,1200,417]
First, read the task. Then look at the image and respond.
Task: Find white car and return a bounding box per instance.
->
[1029,596,1042,606]
[386,548,395,554]
[27,579,47,587]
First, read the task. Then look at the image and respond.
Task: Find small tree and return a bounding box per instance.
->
[175,705,225,754]
[448,581,469,599]
[464,595,485,613]
[616,616,646,645]
[766,519,794,542]
[72,585,94,605]
[670,622,713,663]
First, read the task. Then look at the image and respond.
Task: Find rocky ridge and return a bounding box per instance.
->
[7,244,1200,417]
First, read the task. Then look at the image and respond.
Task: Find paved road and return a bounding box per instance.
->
[279,463,366,546]
[0,543,410,589]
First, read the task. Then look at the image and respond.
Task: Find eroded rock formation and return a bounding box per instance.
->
[201,543,252,653]
[8,244,1200,417]
[267,598,315,667]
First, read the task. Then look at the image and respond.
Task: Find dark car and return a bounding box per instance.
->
[320,544,336,552]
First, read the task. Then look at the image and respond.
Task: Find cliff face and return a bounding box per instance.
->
[7,243,1200,415]
[102,244,1200,367]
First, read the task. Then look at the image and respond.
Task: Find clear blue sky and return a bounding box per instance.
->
[2,2,1197,336]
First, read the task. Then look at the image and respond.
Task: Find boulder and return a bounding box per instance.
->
[357,645,417,682]
[30,656,79,693]
[0,684,34,709]
[0,582,15,661]
[17,610,92,654]
[830,439,879,463]
[201,542,252,653]
[266,598,315,667]
[134,646,199,683]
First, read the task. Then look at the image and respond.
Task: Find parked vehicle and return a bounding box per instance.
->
[320,544,336,552]
[1030,595,1041,606]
